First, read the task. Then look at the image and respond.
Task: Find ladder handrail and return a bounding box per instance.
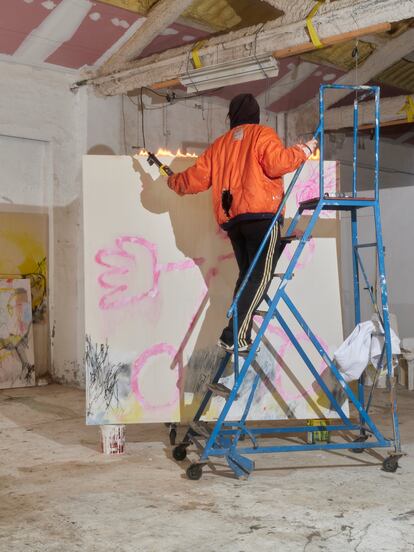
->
[227,124,321,318]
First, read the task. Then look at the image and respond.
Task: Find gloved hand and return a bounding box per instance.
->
[306,138,318,154]
[159,164,173,177]
[298,138,318,158]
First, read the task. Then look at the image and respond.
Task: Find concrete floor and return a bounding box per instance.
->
[0,384,413,552]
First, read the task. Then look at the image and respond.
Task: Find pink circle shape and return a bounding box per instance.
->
[131,343,178,410]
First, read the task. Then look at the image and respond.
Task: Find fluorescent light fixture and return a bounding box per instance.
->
[179,54,279,92]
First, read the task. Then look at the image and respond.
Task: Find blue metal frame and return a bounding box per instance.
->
[178,84,401,478]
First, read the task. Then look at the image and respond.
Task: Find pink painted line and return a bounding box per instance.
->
[95,235,200,310]
[131,343,178,410]
[295,162,337,219]
[161,259,202,272]
[217,253,235,262]
[282,236,316,270]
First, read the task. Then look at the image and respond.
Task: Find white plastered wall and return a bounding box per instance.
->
[0,59,124,386]
[325,134,414,339]
[0,58,277,387]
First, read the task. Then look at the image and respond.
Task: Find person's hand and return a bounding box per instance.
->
[306,138,318,154]
[298,138,318,158]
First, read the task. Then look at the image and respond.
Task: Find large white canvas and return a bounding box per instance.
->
[0,278,35,389]
[83,155,346,424]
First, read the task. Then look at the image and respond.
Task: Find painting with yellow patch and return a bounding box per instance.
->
[0,210,49,378]
[0,212,48,322]
[0,279,35,389]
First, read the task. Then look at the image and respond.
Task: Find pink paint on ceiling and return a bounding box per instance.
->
[268,64,345,112]
[138,22,210,59]
[46,2,142,68]
[0,0,63,55]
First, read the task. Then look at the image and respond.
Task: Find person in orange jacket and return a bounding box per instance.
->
[168,93,317,354]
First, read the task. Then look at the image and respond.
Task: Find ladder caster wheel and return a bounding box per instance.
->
[172,444,187,461]
[169,427,177,446]
[382,456,399,473]
[186,463,203,480]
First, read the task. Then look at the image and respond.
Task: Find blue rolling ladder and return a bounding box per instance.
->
[173,84,403,480]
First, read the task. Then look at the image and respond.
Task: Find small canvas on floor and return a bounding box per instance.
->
[0,278,35,389]
[83,155,346,424]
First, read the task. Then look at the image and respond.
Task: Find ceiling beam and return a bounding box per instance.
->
[323,94,409,130]
[96,0,195,76]
[14,0,92,63]
[291,27,414,138]
[83,0,414,96]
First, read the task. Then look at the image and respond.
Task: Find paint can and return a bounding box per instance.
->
[99,425,126,455]
[307,419,330,444]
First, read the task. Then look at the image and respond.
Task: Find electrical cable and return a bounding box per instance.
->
[252,23,271,80]
[121,94,128,154]
[353,39,359,98]
[140,87,146,151]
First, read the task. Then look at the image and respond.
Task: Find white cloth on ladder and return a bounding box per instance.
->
[334,320,400,382]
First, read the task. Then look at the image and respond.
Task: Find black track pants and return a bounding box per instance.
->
[220,219,281,347]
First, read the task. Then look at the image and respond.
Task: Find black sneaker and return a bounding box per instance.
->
[217,339,259,356]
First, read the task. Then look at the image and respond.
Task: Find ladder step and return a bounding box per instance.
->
[207,383,234,399]
[280,236,298,254]
[274,272,294,279]
[299,197,321,210]
[354,243,377,249]
[299,196,376,211]
[281,236,297,243]
[189,421,211,438]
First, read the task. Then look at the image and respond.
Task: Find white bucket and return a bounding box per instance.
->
[100,425,126,455]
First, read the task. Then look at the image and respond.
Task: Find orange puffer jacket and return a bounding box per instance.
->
[167,124,307,228]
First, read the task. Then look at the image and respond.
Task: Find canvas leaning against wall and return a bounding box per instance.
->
[0,278,35,389]
[83,154,346,425]
[0,210,49,378]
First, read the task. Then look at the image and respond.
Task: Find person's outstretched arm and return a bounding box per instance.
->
[257,127,317,178]
[167,147,212,196]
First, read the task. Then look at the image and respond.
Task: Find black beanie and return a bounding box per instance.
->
[228,93,260,129]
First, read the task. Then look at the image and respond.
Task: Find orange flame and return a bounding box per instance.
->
[137,148,198,158]
[309,148,320,160]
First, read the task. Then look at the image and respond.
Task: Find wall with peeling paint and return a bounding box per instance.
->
[0,60,86,386]
[0,60,121,386]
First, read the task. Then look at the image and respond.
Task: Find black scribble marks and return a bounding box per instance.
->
[29,258,47,323]
[185,346,227,394]
[86,335,130,418]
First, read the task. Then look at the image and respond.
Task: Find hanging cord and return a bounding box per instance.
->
[252,23,271,79]
[352,39,359,102]
[121,94,128,154]
[252,22,272,121]
[140,87,146,151]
